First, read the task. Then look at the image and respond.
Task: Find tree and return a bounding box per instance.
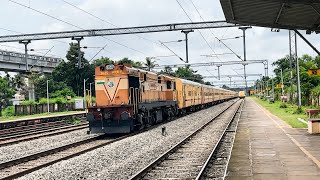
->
[52,43,94,96]
[117,57,143,68]
[175,66,204,83]
[144,57,157,71]
[0,77,15,116]
[92,56,114,67]
[31,74,75,100]
[269,54,320,105]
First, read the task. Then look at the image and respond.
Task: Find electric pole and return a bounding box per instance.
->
[181,30,194,63]
[239,26,252,95]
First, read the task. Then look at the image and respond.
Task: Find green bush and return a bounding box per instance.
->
[21,100,37,105]
[51,87,76,98]
[49,99,57,104]
[54,97,67,104]
[38,98,48,105]
[280,103,287,108]
[293,107,303,114]
[65,116,81,125]
[2,106,15,116]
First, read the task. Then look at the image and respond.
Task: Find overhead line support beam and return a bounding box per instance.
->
[294,29,320,55]
[0,21,239,43]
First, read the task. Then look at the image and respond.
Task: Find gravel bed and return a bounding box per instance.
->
[19,100,237,180]
[0,129,96,163]
[144,103,239,179]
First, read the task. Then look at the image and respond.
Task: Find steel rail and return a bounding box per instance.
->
[195,99,244,179]
[0,112,86,129]
[0,121,66,136]
[0,123,88,147]
[0,121,83,137]
[0,121,87,139]
[129,99,241,180]
[0,99,237,179]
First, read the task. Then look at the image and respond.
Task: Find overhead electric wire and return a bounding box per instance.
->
[60,0,176,62]
[189,0,243,61]
[176,0,239,77]
[159,41,185,62]
[185,0,242,76]
[8,0,151,59]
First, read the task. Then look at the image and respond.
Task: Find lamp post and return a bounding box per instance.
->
[47,80,50,113]
[272,76,275,100]
[89,83,93,107]
[83,78,88,112]
[280,69,284,96]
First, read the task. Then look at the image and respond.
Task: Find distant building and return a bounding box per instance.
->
[11,93,25,105]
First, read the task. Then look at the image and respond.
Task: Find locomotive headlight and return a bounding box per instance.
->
[97,108,101,112]
[106,64,114,71]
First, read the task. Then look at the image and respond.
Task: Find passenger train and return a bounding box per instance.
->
[87,63,238,134]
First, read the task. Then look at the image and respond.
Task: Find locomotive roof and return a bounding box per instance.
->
[179,78,234,92]
[126,66,158,76]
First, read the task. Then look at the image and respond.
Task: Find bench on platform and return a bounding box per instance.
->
[308,119,320,134]
[305,109,320,119]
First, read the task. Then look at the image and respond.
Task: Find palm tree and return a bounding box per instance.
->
[144,57,157,71]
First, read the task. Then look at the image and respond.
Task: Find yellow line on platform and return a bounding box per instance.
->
[252,100,320,169]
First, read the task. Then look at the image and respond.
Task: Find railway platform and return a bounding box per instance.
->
[227,98,320,180]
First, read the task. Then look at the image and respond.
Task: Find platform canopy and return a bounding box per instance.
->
[220,0,320,32]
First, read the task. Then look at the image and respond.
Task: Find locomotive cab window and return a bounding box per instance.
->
[173,82,176,90]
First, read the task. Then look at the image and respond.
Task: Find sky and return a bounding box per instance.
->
[0,0,319,87]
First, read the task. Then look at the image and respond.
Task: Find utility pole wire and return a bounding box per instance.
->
[61,0,176,63]
[189,0,243,61]
[8,0,149,58]
[176,0,239,76]
[160,41,185,62]
[89,43,108,62]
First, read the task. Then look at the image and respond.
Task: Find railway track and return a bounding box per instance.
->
[130,99,243,180]
[0,134,114,180]
[0,122,88,147]
[0,100,238,180]
[196,99,243,179]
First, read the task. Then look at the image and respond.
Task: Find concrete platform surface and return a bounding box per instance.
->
[227,98,320,180]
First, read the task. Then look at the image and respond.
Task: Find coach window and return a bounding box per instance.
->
[142,85,145,92]
[158,76,161,83]
[143,74,147,81]
[166,81,172,89]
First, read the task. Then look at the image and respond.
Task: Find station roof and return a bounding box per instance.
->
[219,0,320,31]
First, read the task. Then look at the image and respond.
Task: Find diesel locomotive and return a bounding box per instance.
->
[87,63,237,134]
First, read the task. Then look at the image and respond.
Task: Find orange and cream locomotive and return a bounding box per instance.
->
[87,64,237,134]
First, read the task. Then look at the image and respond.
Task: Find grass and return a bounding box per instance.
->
[0,111,85,122]
[251,97,308,128]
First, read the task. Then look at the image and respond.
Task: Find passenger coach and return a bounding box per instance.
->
[87,64,237,134]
